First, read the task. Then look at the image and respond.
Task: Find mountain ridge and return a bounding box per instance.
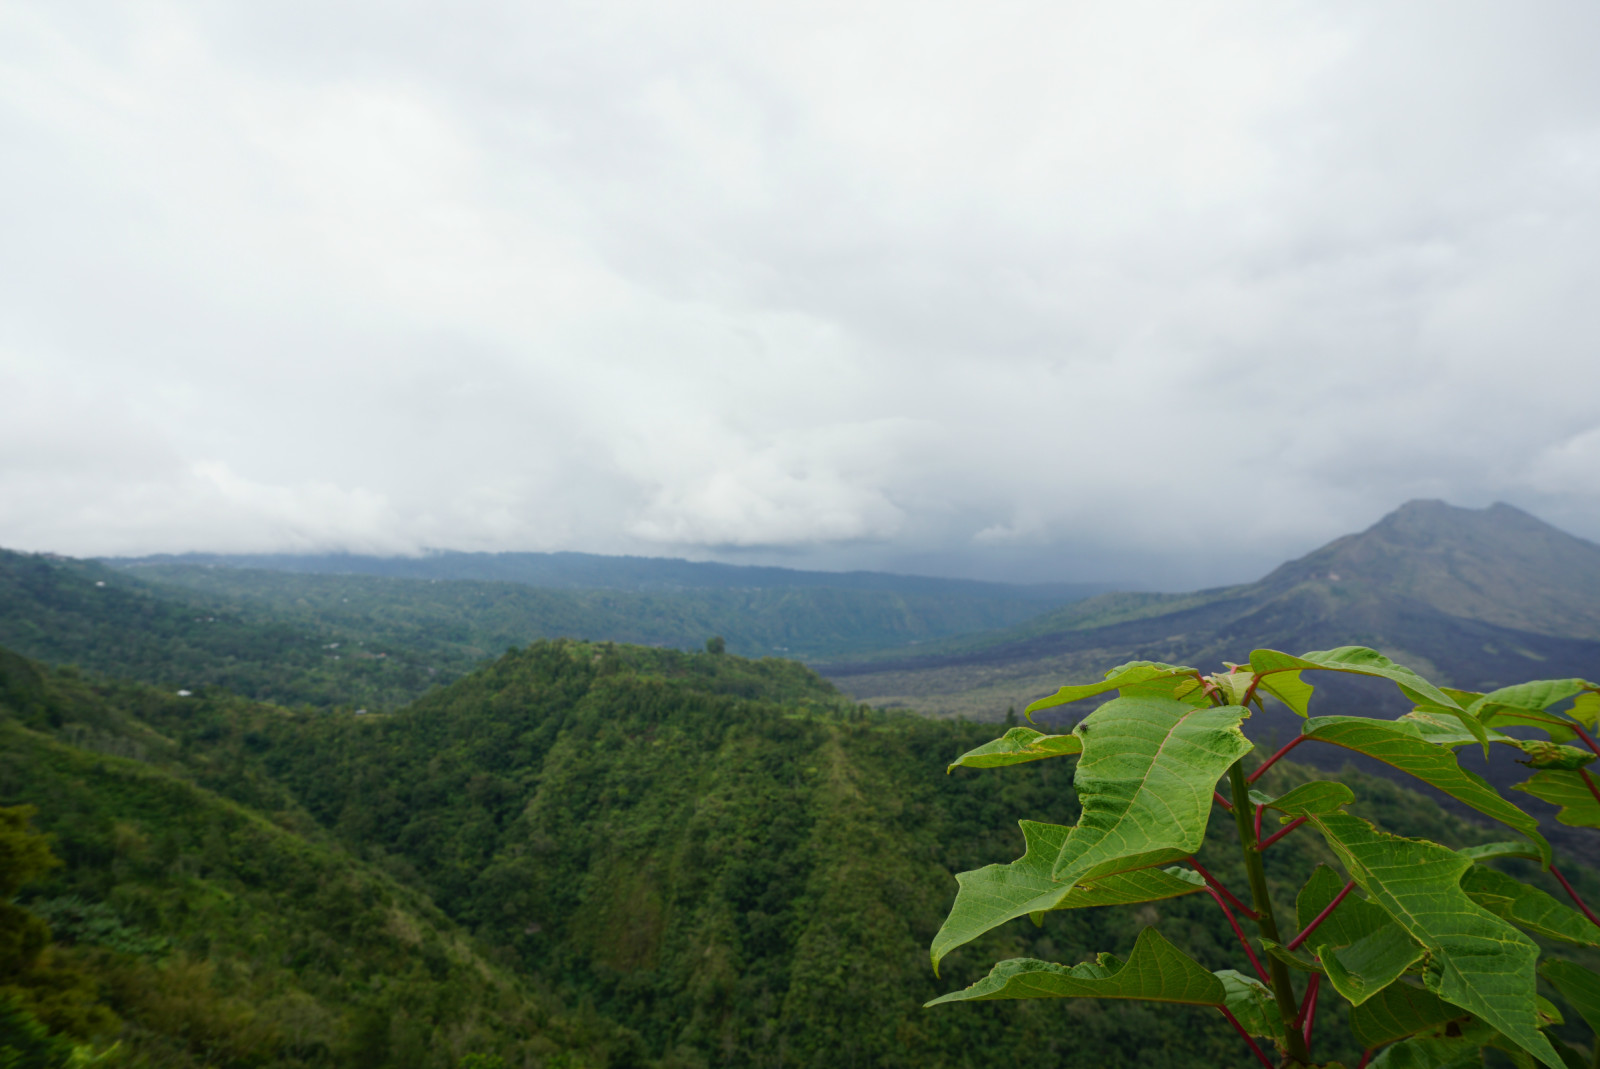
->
[822,499,1600,716]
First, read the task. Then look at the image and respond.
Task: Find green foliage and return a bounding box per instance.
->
[933,649,1600,1068]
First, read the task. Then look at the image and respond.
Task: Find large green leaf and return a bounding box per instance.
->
[1302,715,1550,864]
[1259,781,1356,818]
[1513,771,1600,829]
[926,926,1226,1007]
[1540,960,1600,1036]
[1253,647,1489,752]
[1306,812,1561,1068]
[930,821,1204,972]
[1256,669,1315,716]
[1321,926,1428,1006]
[1459,865,1600,947]
[1049,694,1252,884]
[1349,981,1469,1049]
[1469,680,1599,752]
[1250,647,1463,711]
[946,727,1082,772]
[1024,662,1196,716]
[1288,864,1425,1005]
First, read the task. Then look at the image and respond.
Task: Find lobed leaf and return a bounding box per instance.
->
[1252,646,1488,751]
[1305,812,1561,1068]
[1301,715,1550,864]
[1459,865,1600,947]
[1256,669,1315,717]
[1024,662,1196,717]
[1349,981,1468,1049]
[1291,864,1425,1005]
[946,727,1082,772]
[1049,695,1253,885]
[925,926,1226,1008]
[930,821,1204,973]
[1513,771,1600,829]
[1540,960,1600,1038]
[1471,679,1600,747]
[1259,781,1355,818]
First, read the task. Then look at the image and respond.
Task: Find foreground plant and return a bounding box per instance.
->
[927,647,1600,1068]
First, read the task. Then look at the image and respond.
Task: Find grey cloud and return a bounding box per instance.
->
[2,0,1598,587]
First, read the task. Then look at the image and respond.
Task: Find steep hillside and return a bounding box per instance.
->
[825,500,1600,718]
[7,640,1600,1066]
[0,652,630,1068]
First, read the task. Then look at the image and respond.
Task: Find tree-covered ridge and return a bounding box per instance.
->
[0,700,636,1066]
[7,639,1600,1067]
[117,559,1080,661]
[0,549,442,712]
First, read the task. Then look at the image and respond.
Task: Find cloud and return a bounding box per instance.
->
[2,0,1599,585]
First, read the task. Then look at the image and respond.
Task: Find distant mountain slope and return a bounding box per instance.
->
[0,546,1095,710]
[825,500,1600,718]
[112,548,1111,601]
[108,561,1097,661]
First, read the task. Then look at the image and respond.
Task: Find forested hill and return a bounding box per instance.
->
[0,546,1098,713]
[8,638,1600,1067]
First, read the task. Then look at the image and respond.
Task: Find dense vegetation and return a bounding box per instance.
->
[7,638,1600,1067]
[115,562,1084,663]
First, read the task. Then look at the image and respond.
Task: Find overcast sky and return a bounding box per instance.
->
[3,1,1599,588]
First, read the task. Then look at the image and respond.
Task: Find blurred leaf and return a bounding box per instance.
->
[1514,771,1600,829]
[1024,662,1196,716]
[926,927,1226,1008]
[946,727,1082,772]
[1459,865,1600,947]
[1349,981,1468,1049]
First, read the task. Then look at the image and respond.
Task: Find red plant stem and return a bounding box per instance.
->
[1258,816,1309,851]
[1550,864,1600,929]
[1288,880,1357,951]
[1581,768,1600,810]
[1204,886,1272,986]
[1188,859,1259,920]
[1254,803,1264,842]
[1248,734,1308,783]
[1301,973,1321,1047]
[1571,721,1600,758]
[1293,972,1319,1029]
[1217,1007,1277,1069]
[1356,1049,1373,1069]
[1214,790,1234,812]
